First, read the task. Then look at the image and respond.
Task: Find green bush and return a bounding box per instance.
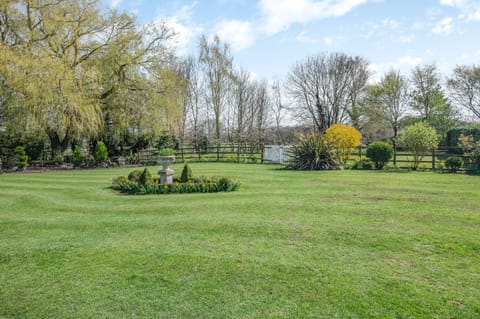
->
[72,146,85,167]
[159,148,174,156]
[112,172,240,195]
[445,156,463,172]
[399,122,439,170]
[111,176,128,190]
[366,142,394,169]
[446,127,480,147]
[128,169,143,182]
[349,156,373,170]
[289,133,336,170]
[180,164,193,183]
[138,168,153,186]
[14,146,28,169]
[94,141,108,161]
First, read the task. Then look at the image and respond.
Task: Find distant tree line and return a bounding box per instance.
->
[1,0,480,168]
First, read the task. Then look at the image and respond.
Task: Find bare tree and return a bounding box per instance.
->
[176,56,205,149]
[231,68,254,146]
[447,65,480,120]
[251,80,270,148]
[347,59,370,129]
[271,80,286,144]
[287,52,369,133]
[198,34,234,148]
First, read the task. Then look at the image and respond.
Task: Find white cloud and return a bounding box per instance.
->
[398,34,415,43]
[368,56,422,84]
[295,31,318,44]
[323,36,333,45]
[381,18,400,29]
[361,17,401,39]
[215,20,256,51]
[432,17,454,35]
[398,55,422,66]
[459,50,480,62]
[109,0,122,8]
[439,0,480,21]
[162,2,203,54]
[259,0,371,34]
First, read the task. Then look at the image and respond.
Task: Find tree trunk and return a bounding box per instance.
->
[47,130,70,159]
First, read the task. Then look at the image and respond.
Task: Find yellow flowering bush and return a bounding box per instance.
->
[323,124,362,167]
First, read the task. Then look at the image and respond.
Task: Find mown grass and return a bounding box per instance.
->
[1,163,479,318]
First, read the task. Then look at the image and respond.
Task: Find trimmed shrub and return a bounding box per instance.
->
[112,174,240,195]
[159,148,174,156]
[180,164,193,183]
[139,168,153,186]
[349,156,373,170]
[111,176,128,190]
[366,142,394,169]
[128,169,143,182]
[289,133,336,170]
[72,146,85,167]
[94,141,108,161]
[445,156,463,172]
[14,146,28,169]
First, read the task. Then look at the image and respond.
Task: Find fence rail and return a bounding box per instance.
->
[133,145,476,171]
[23,144,478,172]
[137,144,265,165]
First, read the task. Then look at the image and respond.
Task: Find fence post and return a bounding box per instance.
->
[432,148,436,171]
[393,144,397,166]
[237,143,241,163]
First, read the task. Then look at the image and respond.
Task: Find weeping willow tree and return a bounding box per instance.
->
[0,0,181,157]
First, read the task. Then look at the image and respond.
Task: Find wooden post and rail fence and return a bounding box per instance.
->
[132,144,476,172]
[29,144,477,172]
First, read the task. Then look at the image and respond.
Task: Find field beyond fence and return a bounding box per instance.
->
[134,144,476,172]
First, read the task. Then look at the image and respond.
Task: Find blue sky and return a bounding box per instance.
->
[105,0,480,83]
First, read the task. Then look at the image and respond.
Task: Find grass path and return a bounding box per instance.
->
[1,164,479,318]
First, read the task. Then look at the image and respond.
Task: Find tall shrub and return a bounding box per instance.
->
[94,141,108,162]
[458,134,480,170]
[14,146,28,169]
[180,164,193,183]
[366,142,393,169]
[323,124,362,167]
[399,122,439,170]
[72,146,85,167]
[289,133,336,170]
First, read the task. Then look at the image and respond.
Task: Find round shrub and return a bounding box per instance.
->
[366,142,394,169]
[399,122,439,170]
[159,148,174,156]
[128,169,143,182]
[445,156,463,172]
[138,168,153,186]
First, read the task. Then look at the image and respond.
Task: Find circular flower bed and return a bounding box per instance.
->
[111,166,240,195]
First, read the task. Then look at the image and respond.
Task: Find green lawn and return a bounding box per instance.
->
[1,164,479,318]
